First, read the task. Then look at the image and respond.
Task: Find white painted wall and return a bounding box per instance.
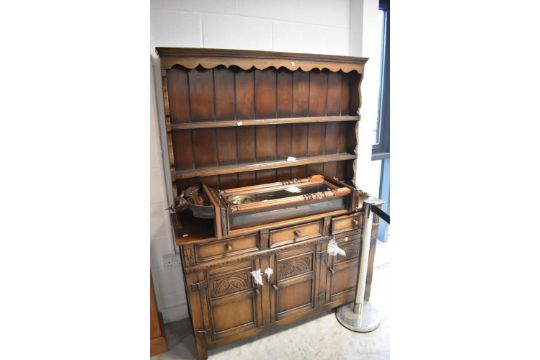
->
[150,0,382,323]
[354,0,382,195]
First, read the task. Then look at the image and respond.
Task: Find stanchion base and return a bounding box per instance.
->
[336,302,380,333]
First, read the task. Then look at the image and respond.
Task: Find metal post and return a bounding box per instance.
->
[335,197,380,332]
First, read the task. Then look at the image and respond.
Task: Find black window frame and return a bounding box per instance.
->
[372,0,390,161]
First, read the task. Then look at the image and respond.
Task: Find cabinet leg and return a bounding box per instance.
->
[193,333,208,360]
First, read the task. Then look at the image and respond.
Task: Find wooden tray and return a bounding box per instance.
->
[211,174,354,232]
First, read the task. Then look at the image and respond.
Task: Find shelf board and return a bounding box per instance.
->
[175,153,357,179]
[170,115,359,130]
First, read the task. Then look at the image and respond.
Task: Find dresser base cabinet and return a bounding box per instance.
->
[155,48,381,360]
[180,213,380,360]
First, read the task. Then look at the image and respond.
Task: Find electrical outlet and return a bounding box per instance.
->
[163,253,181,269]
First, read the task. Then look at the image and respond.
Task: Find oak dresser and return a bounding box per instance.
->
[155,47,381,360]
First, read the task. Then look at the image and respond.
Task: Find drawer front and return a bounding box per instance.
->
[269,220,323,248]
[331,213,362,235]
[195,234,259,262]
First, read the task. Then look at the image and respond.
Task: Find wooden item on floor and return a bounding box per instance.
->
[155,47,382,360]
[151,276,168,356]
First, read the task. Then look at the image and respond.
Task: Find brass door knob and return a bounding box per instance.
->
[272,284,279,291]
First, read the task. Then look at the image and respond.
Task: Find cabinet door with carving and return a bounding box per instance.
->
[326,234,361,304]
[268,242,321,322]
[203,258,263,343]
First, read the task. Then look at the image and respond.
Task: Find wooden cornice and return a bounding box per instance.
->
[156,47,368,73]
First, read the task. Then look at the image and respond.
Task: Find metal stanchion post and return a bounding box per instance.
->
[335,197,380,332]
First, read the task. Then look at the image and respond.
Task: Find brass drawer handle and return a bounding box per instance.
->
[352,219,359,226]
[225,243,233,251]
[294,230,302,239]
[272,284,278,292]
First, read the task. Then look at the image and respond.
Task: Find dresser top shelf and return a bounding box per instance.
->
[156,47,368,73]
[174,153,357,179]
[169,115,359,130]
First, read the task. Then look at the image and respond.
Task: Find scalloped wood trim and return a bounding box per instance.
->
[156,48,367,74]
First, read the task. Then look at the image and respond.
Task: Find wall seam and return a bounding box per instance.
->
[155,9,350,30]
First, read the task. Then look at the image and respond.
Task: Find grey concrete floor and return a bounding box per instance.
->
[153,244,390,360]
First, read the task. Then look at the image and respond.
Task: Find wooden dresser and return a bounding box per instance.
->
[155,48,380,360]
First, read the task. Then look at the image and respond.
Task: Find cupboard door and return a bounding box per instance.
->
[269,243,319,321]
[326,235,361,304]
[204,258,263,342]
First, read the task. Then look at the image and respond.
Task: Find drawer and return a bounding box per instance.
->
[269,220,323,248]
[331,213,362,235]
[195,234,259,262]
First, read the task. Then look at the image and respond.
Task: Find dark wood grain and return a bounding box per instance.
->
[170,115,358,130]
[172,130,194,170]
[189,68,215,121]
[255,69,277,118]
[323,121,339,177]
[276,70,293,180]
[275,124,292,181]
[214,67,238,188]
[192,129,218,168]
[349,74,360,116]
[277,69,292,118]
[307,124,324,156]
[308,70,327,116]
[188,68,218,185]
[235,70,255,120]
[306,70,327,174]
[340,74,351,116]
[256,126,277,183]
[323,72,342,178]
[167,67,191,123]
[235,70,257,186]
[291,72,309,178]
[292,71,309,117]
[214,67,235,120]
[156,48,372,360]
[175,153,356,179]
[326,72,342,116]
[291,124,308,179]
[156,47,368,74]
[255,69,277,182]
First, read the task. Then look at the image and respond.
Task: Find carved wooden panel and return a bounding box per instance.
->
[277,254,313,280]
[209,271,251,298]
[182,245,196,266]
